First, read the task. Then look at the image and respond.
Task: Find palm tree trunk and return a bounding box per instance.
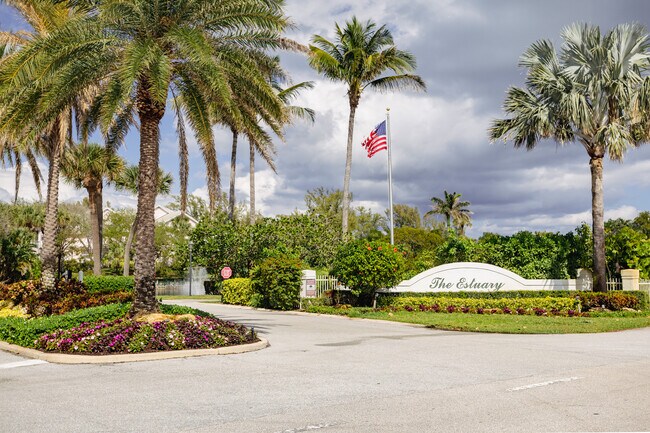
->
[249,140,256,224]
[123,219,135,276]
[13,151,21,204]
[341,102,357,238]
[590,155,607,292]
[229,130,238,220]
[131,84,164,315]
[41,124,64,291]
[87,183,102,275]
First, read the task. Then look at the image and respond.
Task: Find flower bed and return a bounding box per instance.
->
[391,296,579,315]
[34,315,257,354]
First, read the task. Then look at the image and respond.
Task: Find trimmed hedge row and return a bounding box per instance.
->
[83,276,135,293]
[221,278,254,306]
[378,290,648,311]
[0,303,213,348]
[391,296,580,314]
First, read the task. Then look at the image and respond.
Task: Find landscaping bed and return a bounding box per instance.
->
[304,305,650,334]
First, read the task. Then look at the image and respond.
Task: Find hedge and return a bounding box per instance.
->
[0,303,213,348]
[83,276,135,293]
[221,278,254,306]
[378,290,648,311]
[391,296,580,314]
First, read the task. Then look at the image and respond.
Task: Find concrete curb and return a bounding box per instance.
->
[0,338,269,364]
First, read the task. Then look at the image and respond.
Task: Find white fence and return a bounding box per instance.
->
[606,278,623,291]
[640,280,650,292]
[315,274,342,297]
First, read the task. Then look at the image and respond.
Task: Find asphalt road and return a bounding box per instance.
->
[1,301,649,433]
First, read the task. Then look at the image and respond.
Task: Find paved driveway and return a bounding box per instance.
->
[1,301,649,433]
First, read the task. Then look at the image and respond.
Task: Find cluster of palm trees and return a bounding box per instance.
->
[490,23,650,291]
[0,0,305,315]
[0,1,428,315]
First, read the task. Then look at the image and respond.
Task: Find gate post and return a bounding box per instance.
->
[621,269,640,291]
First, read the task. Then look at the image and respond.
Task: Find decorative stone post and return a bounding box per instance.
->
[576,268,593,291]
[621,269,640,291]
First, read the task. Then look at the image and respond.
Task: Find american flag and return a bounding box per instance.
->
[361,121,387,158]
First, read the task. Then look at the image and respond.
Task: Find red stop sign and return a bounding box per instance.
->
[221,267,233,279]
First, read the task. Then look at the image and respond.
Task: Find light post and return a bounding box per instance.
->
[188,240,193,296]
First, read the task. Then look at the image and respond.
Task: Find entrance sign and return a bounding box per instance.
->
[221,267,233,279]
[392,262,576,293]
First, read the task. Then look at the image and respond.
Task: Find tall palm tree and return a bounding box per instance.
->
[249,78,316,224]
[425,191,472,234]
[61,142,125,275]
[309,17,426,237]
[115,165,172,277]
[489,23,650,292]
[0,0,291,314]
[0,0,85,291]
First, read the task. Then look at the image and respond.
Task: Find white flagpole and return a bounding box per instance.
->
[386,107,395,245]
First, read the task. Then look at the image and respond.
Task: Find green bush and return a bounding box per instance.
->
[391,296,580,314]
[221,278,254,306]
[331,240,406,306]
[378,290,648,311]
[83,275,134,293]
[577,292,643,311]
[0,303,214,347]
[251,255,302,310]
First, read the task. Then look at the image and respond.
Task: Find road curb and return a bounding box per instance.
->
[0,338,269,364]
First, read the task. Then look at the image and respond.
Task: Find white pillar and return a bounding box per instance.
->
[621,269,640,291]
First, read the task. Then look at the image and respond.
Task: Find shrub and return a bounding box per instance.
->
[221,278,254,306]
[577,292,642,311]
[391,296,579,315]
[0,228,40,283]
[83,276,134,293]
[378,290,648,311]
[331,239,406,306]
[0,279,133,316]
[251,255,302,310]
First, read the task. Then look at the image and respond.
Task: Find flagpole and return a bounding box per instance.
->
[386,107,395,245]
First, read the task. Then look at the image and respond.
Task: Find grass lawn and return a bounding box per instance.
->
[306,307,650,334]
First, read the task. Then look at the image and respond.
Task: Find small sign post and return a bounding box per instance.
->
[221,267,233,280]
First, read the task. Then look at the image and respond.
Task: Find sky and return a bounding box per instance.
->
[1,0,649,237]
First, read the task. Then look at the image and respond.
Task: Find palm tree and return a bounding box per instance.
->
[115,165,172,277]
[249,78,316,224]
[489,23,650,292]
[0,0,86,291]
[0,0,291,314]
[61,143,124,275]
[425,191,472,234]
[0,138,43,203]
[309,17,426,237]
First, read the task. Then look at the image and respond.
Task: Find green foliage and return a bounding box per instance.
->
[577,292,643,311]
[0,303,131,347]
[0,279,133,316]
[83,276,134,293]
[331,240,406,306]
[251,255,302,310]
[389,296,580,314]
[0,228,39,283]
[435,231,476,264]
[0,303,214,347]
[221,278,254,306]
[378,290,647,311]
[192,213,340,278]
[605,218,650,279]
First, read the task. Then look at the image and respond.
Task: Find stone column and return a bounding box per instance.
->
[621,269,640,291]
[576,268,593,291]
[301,270,317,298]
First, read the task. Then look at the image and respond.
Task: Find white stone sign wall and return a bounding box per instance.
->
[392,262,576,293]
